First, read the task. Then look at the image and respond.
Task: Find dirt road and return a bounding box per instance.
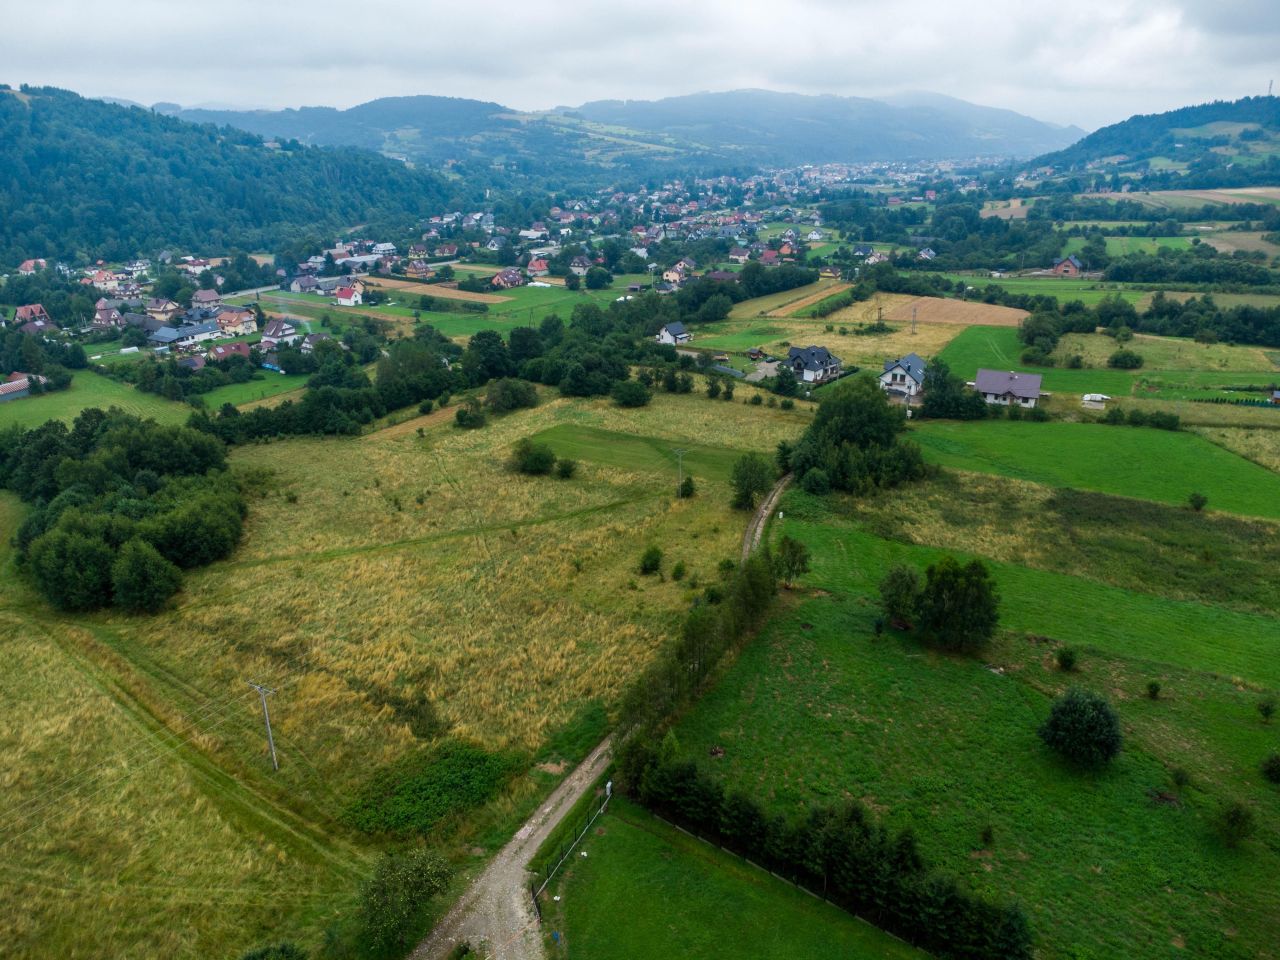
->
[412,737,614,960]
[742,474,792,561]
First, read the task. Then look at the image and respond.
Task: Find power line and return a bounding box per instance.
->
[247,681,278,771]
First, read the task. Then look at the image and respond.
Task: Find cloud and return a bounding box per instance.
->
[4,0,1273,129]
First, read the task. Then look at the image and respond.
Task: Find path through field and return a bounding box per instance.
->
[742,474,792,561]
[412,737,615,960]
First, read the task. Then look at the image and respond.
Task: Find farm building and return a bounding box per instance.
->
[789,345,843,384]
[973,369,1043,407]
[880,353,927,398]
[1051,255,1083,277]
[656,322,692,346]
[0,372,48,402]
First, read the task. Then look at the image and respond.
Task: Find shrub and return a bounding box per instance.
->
[639,545,663,575]
[1188,492,1208,512]
[1216,802,1256,847]
[360,848,452,951]
[677,475,695,499]
[1147,680,1161,700]
[611,379,651,408]
[916,556,999,653]
[1171,767,1191,789]
[705,378,722,399]
[509,438,556,475]
[1259,697,1276,724]
[878,564,921,629]
[486,377,538,412]
[671,561,686,581]
[555,458,577,479]
[779,398,795,410]
[112,539,182,613]
[1038,689,1122,767]
[1108,349,1144,369]
[454,401,486,429]
[800,467,830,495]
[1261,753,1280,785]
[1101,406,1126,425]
[749,393,763,405]
[238,944,307,960]
[1055,647,1078,672]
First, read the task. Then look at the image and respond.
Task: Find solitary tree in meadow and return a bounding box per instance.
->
[775,535,811,588]
[730,452,775,510]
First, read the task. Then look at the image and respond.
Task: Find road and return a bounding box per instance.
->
[742,473,793,561]
[412,737,614,960]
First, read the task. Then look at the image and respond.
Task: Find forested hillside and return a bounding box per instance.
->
[0,86,475,264]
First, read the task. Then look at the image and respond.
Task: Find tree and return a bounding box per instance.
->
[730,452,774,510]
[1216,802,1256,848]
[1108,349,1144,369]
[1261,753,1280,784]
[878,564,921,629]
[920,358,988,421]
[772,365,798,397]
[611,379,651,407]
[360,848,451,951]
[112,539,182,613]
[584,266,612,290]
[1188,492,1208,512]
[461,330,513,385]
[639,545,663,575]
[486,377,538,412]
[509,438,556,475]
[27,530,114,612]
[1259,697,1276,724]
[775,535,811,587]
[915,556,999,653]
[555,457,577,479]
[1038,689,1123,768]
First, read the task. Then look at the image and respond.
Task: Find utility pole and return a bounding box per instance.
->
[911,305,917,336]
[248,682,278,771]
[672,448,687,495]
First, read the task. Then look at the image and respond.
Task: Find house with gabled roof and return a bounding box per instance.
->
[336,287,362,307]
[788,345,842,384]
[656,322,692,345]
[14,304,51,326]
[973,369,1043,407]
[880,353,927,398]
[491,268,525,290]
[1051,255,1083,277]
[260,319,300,349]
[192,289,222,310]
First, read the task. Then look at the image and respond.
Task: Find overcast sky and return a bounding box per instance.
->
[6,0,1277,131]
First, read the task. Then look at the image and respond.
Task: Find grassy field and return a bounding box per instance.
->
[910,419,1280,519]
[663,484,1280,959]
[198,373,313,409]
[0,388,806,959]
[545,799,926,960]
[937,325,1138,394]
[0,370,190,429]
[727,279,843,318]
[1062,236,1193,256]
[932,274,1149,306]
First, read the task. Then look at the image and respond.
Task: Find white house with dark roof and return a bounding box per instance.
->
[788,345,842,384]
[655,322,691,345]
[973,369,1043,407]
[880,353,927,397]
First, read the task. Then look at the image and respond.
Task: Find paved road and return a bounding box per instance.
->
[412,737,614,960]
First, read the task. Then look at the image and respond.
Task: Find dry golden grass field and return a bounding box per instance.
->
[883,296,1029,327]
[0,389,806,959]
[363,277,511,304]
[767,282,851,316]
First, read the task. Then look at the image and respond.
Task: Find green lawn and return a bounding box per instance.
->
[530,423,747,483]
[0,370,190,429]
[910,420,1280,519]
[938,325,1139,394]
[930,274,1149,307]
[199,373,313,409]
[547,799,927,960]
[662,489,1280,959]
[1062,236,1193,256]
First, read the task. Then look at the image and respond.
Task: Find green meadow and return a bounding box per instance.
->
[0,370,189,429]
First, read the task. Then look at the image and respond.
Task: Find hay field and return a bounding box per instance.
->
[363,277,510,304]
[768,282,851,316]
[1054,331,1277,372]
[882,296,1028,327]
[1195,426,1280,473]
[728,278,843,318]
[0,390,800,957]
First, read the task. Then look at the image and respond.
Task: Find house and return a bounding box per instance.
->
[491,268,525,290]
[852,245,875,258]
[290,275,319,294]
[655,322,692,345]
[0,372,48,402]
[20,320,58,338]
[216,308,257,336]
[372,242,397,257]
[526,258,550,277]
[408,243,429,260]
[807,229,825,242]
[917,248,937,261]
[1270,390,1280,405]
[336,286,362,307]
[728,247,750,264]
[14,304,52,326]
[123,312,161,333]
[177,355,207,372]
[18,259,47,275]
[260,319,300,349]
[880,353,927,398]
[434,243,459,258]
[315,276,344,294]
[146,298,181,323]
[300,332,334,355]
[92,306,124,330]
[192,289,222,310]
[404,261,434,279]
[974,369,1043,407]
[705,270,738,283]
[865,252,890,266]
[485,236,508,252]
[569,256,592,277]
[1051,255,1083,277]
[759,249,781,266]
[818,266,841,279]
[208,342,252,363]
[788,345,842,384]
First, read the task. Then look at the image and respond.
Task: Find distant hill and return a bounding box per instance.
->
[162,89,1083,174]
[1031,96,1280,178]
[0,86,470,264]
[563,89,1085,164]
